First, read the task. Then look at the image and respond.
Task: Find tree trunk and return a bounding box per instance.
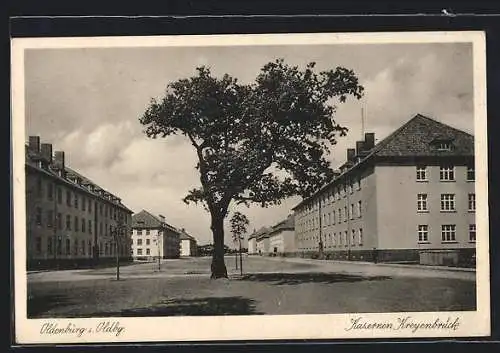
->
[210,213,228,279]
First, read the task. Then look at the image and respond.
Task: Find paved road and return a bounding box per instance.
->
[27,255,475,283]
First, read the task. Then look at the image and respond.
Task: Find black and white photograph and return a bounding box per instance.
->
[11,31,489,343]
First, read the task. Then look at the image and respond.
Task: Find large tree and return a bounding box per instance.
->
[140,58,364,278]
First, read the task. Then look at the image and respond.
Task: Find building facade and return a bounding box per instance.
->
[268,215,296,256]
[131,210,181,261]
[26,136,133,270]
[180,229,198,257]
[293,115,476,267]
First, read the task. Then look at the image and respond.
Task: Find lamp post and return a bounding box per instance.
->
[157,230,162,272]
[112,219,126,281]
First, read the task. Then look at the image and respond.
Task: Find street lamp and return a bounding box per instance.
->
[111,220,127,281]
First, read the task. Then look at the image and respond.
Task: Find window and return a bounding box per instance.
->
[47,210,54,228]
[73,216,78,231]
[146,239,150,245]
[100,204,103,216]
[137,229,143,235]
[469,224,476,242]
[65,239,71,255]
[82,197,86,211]
[57,188,62,204]
[99,242,103,256]
[81,240,86,255]
[344,206,347,222]
[344,231,348,247]
[35,237,42,254]
[146,248,151,255]
[441,225,456,242]
[350,204,354,220]
[358,228,363,246]
[417,194,428,212]
[73,239,78,255]
[88,241,92,256]
[105,205,108,217]
[468,193,476,212]
[81,218,86,232]
[137,238,143,246]
[57,238,62,255]
[35,207,42,225]
[418,225,429,242]
[416,166,427,181]
[88,200,92,213]
[356,177,361,190]
[66,190,71,206]
[47,182,54,200]
[88,220,92,234]
[351,229,356,246]
[357,200,362,218]
[467,165,475,181]
[47,237,53,255]
[66,215,71,230]
[74,194,78,209]
[440,166,455,181]
[146,229,150,235]
[437,141,452,151]
[105,243,109,255]
[440,194,456,211]
[332,210,336,225]
[338,232,342,246]
[57,212,62,229]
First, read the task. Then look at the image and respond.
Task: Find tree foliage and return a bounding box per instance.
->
[140,59,364,216]
[230,212,249,241]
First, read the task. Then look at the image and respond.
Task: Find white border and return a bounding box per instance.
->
[11,31,490,344]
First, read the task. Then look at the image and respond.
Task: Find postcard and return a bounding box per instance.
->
[11,31,489,344]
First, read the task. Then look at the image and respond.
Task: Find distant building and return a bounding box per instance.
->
[247,232,258,255]
[25,136,133,270]
[292,114,476,267]
[131,210,180,261]
[253,227,271,255]
[268,215,296,256]
[179,229,198,257]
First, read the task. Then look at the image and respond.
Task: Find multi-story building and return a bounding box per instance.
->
[179,229,198,257]
[268,215,296,256]
[26,136,133,270]
[131,210,181,261]
[293,114,476,267]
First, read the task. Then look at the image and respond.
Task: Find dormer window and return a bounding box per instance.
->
[432,138,454,152]
[437,142,452,151]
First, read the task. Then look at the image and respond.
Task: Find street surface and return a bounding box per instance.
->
[27,256,476,318]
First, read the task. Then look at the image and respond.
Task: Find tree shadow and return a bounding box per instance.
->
[28,293,75,318]
[76,296,263,318]
[238,272,391,285]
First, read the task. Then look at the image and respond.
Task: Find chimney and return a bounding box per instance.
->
[28,136,40,153]
[40,143,53,164]
[159,214,165,223]
[347,148,356,162]
[54,151,65,170]
[355,141,365,155]
[364,133,375,150]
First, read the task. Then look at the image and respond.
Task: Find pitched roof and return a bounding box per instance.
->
[268,214,295,235]
[369,114,474,158]
[292,114,474,210]
[248,226,271,240]
[25,145,133,213]
[179,229,197,241]
[132,210,179,233]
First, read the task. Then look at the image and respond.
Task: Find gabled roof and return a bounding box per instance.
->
[132,210,179,233]
[268,214,295,235]
[179,229,197,241]
[292,114,474,210]
[248,226,271,240]
[367,114,474,158]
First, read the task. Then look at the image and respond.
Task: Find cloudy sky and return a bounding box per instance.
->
[24,41,474,246]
